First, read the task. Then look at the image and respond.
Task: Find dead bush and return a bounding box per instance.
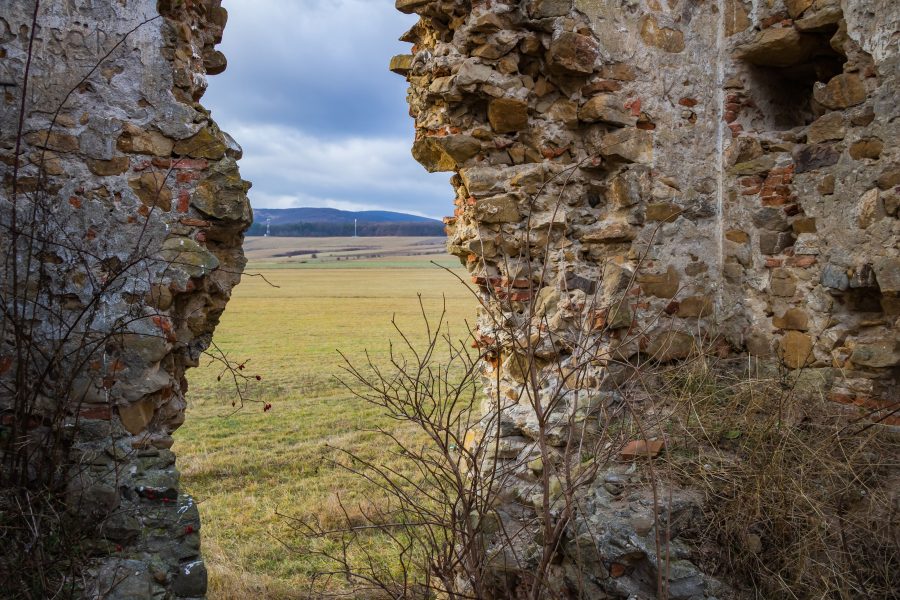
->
[658,354,900,599]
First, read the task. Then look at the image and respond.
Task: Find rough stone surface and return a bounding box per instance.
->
[394,0,899,596]
[0,2,250,598]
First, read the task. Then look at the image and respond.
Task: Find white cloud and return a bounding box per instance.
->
[233,124,443,192]
[206,1,451,219]
[231,123,451,218]
[220,0,414,68]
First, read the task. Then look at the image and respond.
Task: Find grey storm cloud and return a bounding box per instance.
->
[203,0,452,218]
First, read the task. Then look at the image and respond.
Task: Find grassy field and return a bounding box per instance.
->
[242,235,458,270]
[174,237,475,599]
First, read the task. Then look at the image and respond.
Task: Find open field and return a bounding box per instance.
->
[242,235,458,269]
[174,237,475,599]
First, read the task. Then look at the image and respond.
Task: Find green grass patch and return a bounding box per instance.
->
[175,263,475,598]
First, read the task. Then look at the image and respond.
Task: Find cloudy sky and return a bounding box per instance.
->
[204,0,451,219]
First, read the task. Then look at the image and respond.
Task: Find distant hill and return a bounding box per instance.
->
[247,207,446,237]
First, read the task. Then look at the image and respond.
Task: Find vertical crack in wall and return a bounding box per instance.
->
[715,0,728,300]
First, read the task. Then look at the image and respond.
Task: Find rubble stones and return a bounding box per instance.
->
[0,3,252,597]
[87,157,131,176]
[391,0,899,596]
[129,172,173,211]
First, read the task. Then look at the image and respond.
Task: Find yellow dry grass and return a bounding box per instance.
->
[241,235,456,269]
[174,244,475,599]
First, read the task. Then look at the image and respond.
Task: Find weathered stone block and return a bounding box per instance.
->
[173,560,208,597]
[724,0,751,36]
[475,194,521,223]
[599,128,653,164]
[849,138,883,160]
[752,207,790,231]
[581,222,637,243]
[821,263,850,290]
[92,559,153,600]
[795,2,844,30]
[736,28,823,67]
[488,98,530,133]
[677,296,712,318]
[118,398,157,435]
[773,308,809,330]
[389,54,413,75]
[770,269,797,297]
[806,112,845,143]
[646,203,681,222]
[607,167,649,208]
[173,127,227,160]
[793,143,840,173]
[460,166,505,196]
[640,15,685,53]
[117,123,174,156]
[876,166,900,190]
[784,0,814,17]
[637,266,680,298]
[528,0,572,18]
[759,231,795,255]
[646,331,695,361]
[779,331,813,369]
[87,156,131,176]
[159,236,220,278]
[129,172,173,211]
[873,257,900,292]
[547,32,599,75]
[578,95,632,126]
[857,188,884,228]
[813,74,867,110]
[395,0,431,14]
[191,178,252,223]
[850,342,899,368]
[25,130,79,153]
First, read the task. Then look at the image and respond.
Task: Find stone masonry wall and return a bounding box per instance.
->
[1,1,249,598]
[392,0,898,596]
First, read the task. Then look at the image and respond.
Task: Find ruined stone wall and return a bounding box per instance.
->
[1,1,250,597]
[393,0,898,596]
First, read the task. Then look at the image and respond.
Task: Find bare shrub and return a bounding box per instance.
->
[658,353,900,599]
